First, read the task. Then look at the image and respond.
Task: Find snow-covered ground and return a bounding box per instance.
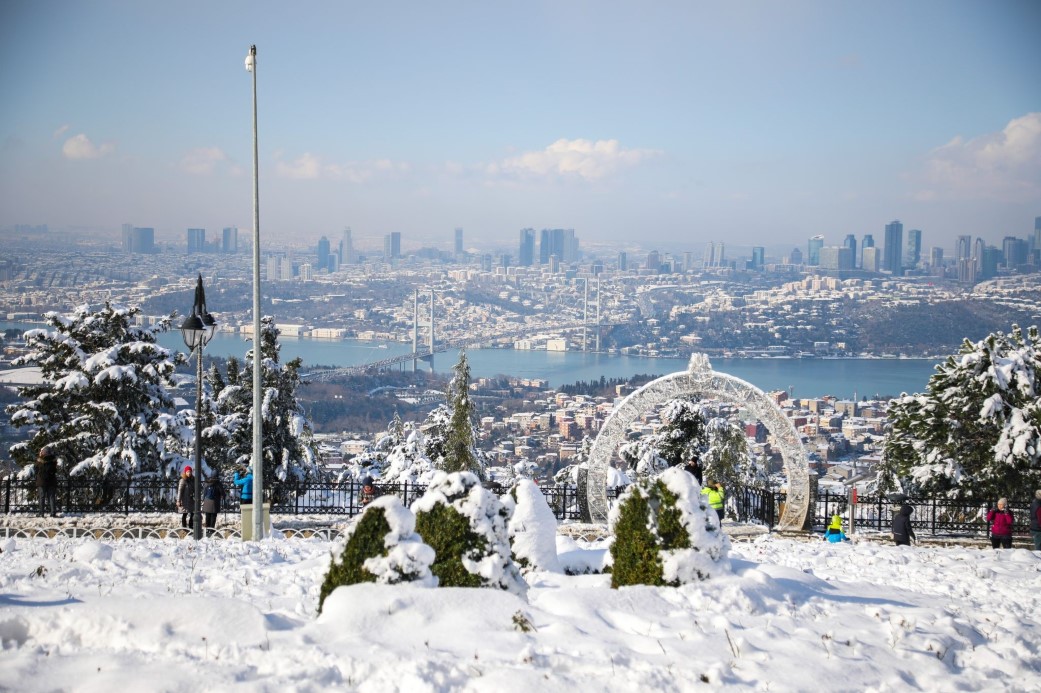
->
[1,529,1040,692]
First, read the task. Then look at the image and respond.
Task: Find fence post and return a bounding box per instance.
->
[3,477,9,515]
[125,477,131,516]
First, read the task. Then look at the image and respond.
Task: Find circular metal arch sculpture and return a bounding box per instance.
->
[587,353,812,531]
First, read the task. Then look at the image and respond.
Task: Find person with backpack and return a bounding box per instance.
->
[201,476,226,533]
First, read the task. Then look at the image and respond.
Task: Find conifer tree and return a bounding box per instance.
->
[207,317,320,496]
[7,303,186,479]
[880,324,1041,499]
[441,350,486,479]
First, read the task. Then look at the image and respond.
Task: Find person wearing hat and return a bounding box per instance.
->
[177,465,195,529]
[34,447,59,517]
[233,468,254,506]
[359,476,379,507]
[701,479,725,522]
[823,514,848,543]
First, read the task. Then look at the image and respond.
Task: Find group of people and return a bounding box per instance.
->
[175,466,254,531]
[890,492,1041,550]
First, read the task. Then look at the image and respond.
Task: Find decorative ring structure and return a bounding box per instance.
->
[586,353,811,531]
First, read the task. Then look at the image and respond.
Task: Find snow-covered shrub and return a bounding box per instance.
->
[318,496,435,612]
[508,479,562,574]
[412,471,526,594]
[609,467,729,588]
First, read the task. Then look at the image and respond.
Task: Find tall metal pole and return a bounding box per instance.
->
[412,289,419,372]
[583,278,588,352]
[595,277,601,352]
[193,343,203,540]
[248,44,264,540]
[429,289,435,356]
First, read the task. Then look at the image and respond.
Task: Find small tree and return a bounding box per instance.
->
[7,303,186,480]
[649,398,709,467]
[609,467,729,588]
[441,350,486,479]
[317,496,435,612]
[508,479,562,574]
[412,471,526,594]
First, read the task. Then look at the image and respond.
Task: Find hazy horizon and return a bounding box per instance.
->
[1,1,1039,250]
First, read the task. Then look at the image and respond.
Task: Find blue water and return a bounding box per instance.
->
[4,322,938,398]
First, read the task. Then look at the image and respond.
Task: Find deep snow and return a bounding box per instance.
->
[1,528,1040,692]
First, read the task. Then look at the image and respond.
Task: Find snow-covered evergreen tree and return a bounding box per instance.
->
[508,479,562,574]
[379,421,437,484]
[648,398,709,467]
[412,471,526,594]
[440,350,486,479]
[608,467,730,587]
[206,316,320,496]
[7,303,186,479]
[702,417,751,489]
[879,324,1041,499]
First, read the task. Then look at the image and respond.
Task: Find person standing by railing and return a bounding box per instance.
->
[177,466,195,529]
[986,498,1014,549]
[34,448,58,517]
[892,502,916,546]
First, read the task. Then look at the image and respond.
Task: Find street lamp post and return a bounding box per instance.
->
[245,44,264,540]
[180,274,217,541]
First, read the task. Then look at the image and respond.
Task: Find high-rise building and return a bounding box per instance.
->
[187,228,206,253]
[518,228,536,266]
[980,246,1002,279]
[819,246,853,271]
[904,229,922,269]
[539,228,579,264]
[317,236,331,269]
[929,247,944,270]
[860,233,875,269]
[862,246,881,272]
[751,246,765,270]
[384,232,401,260]
[122,225,155,254]
[703,241,725,267]
[266,253,292,281]
[645,250,661,273]
[883,220,903,274]
[788,247,803,265]
[339,227,355,265]
[843,234,857,268]
[1034,217,1041,254]
[617,251,628,271]
[807,235,824,266]
[222,227,239,253]
[1003,236,1028,267]
[956,235,972,262]
[454,228,464,256]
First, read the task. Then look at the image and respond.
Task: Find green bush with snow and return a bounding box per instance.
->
[609,467,729,588]
[318,495,435,612]
[412,471,526,594]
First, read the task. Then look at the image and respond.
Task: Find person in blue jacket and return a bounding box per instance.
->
[233,468,254,505]
[823,514,849,542]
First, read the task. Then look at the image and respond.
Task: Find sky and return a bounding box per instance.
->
[1,1,1039,253]
[2,521,1040,691]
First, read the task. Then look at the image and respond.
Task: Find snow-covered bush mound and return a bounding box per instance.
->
[608,467,730,588]
[318,495,435,612]
[412,471,526,595]
[508,479,562,574]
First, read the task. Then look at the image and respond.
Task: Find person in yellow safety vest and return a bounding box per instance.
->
[702,480,725,522]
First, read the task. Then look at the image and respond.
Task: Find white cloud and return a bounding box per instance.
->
[61,133,114,160]
[911,112,1041,202]
[180,147,228,175]
[275,152,410,182]
[493,138,661,180]
[52,124,70,139]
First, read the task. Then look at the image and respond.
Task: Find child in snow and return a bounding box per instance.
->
[823,514,848,543]
[892,503,916,546]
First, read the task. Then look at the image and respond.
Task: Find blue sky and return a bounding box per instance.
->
[1,1,1039,254]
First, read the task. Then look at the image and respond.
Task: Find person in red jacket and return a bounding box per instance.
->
[986,498,1014,549]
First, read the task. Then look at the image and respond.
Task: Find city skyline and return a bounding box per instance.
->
[1,1,1039,248]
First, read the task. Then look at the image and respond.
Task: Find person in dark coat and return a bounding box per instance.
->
[1030,489,1041,552]
[34,448,59,517]
[177,465,195,529]
[359,476,380,507]
[986,498,1014,549]
[201,476,226,532]
[892,503,916,546]
[684,457,704,486]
